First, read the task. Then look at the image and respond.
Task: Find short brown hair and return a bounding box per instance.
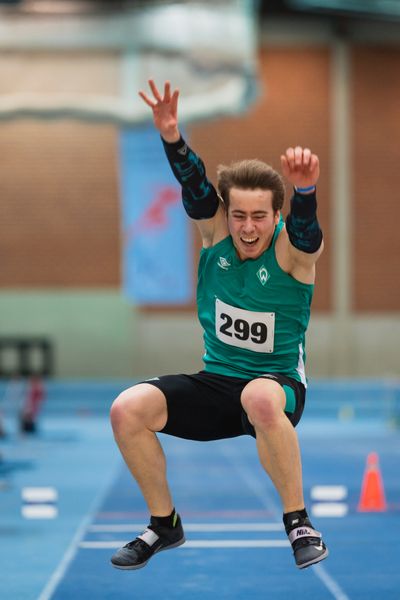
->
[217,159,285,212]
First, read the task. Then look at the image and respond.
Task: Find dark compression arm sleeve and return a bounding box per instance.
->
[285,188,323,253]
[161,136,219,219]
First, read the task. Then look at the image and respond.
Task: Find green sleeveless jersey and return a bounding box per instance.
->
[197,219,314,384]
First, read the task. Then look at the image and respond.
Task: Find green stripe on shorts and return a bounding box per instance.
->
[283,384,296,414]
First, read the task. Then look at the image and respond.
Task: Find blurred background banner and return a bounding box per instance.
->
[119,126,192,305]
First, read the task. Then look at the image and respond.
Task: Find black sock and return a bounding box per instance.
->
[150,508,177,529]
[283,508,309,533]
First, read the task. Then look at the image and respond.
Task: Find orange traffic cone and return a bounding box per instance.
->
[357,452,387,512]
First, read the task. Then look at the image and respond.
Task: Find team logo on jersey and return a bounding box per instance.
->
[257,265,270,286]
[217,256,231,270]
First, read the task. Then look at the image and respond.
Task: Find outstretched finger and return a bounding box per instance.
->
[164,81,171,103]
[138,90,157,108]
[170,88,180,118]
[148,79,163,103]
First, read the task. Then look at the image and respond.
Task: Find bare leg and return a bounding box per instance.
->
[241,378,304,513]
[110,383,174,516]
[242,378,329,568]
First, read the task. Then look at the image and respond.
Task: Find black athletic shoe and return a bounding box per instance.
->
[111,514,185,570]
[285,513,329,569]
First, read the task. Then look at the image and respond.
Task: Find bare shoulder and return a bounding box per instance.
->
[275,225,323,284]
[194,201,229,248]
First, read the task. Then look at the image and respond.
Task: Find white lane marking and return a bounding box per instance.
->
[22,487,58,503]
[219,444,352,600]
[22,505,58,519]
[80,540,291,549]
[88,522,284,532]
[312,502,349,517]
[313,563,351,600]
[219,445,282,515]
[311,485,348,501]
[37,461,120,600]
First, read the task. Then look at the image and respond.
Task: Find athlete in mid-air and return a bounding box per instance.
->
[110,80,328,571]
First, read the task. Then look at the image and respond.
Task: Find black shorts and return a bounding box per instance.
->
[142,370,306,442]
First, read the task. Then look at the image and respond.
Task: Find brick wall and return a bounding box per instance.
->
[0,120,120,286]
[1,45,399,312]
[0,51,121,287]
[352,46,400,311]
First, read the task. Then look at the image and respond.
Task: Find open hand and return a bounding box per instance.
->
[139,80,180,143]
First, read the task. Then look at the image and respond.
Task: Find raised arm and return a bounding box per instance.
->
[280,146,323,269]
[139,80,225,246]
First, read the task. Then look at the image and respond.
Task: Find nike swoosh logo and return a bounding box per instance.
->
[314,544,324,551]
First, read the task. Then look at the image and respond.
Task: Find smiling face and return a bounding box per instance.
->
[227,187,280,260]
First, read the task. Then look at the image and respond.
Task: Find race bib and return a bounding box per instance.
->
[215,298,275,353]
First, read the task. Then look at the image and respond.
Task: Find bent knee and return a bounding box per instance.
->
[109,389,139,430]
[241,383,285,429]
[110,384,167,435]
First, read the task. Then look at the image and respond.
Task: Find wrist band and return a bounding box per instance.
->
[286,188,322,253]
[295,185,316,194]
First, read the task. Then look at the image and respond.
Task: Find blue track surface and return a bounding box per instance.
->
[0,380,399,599]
